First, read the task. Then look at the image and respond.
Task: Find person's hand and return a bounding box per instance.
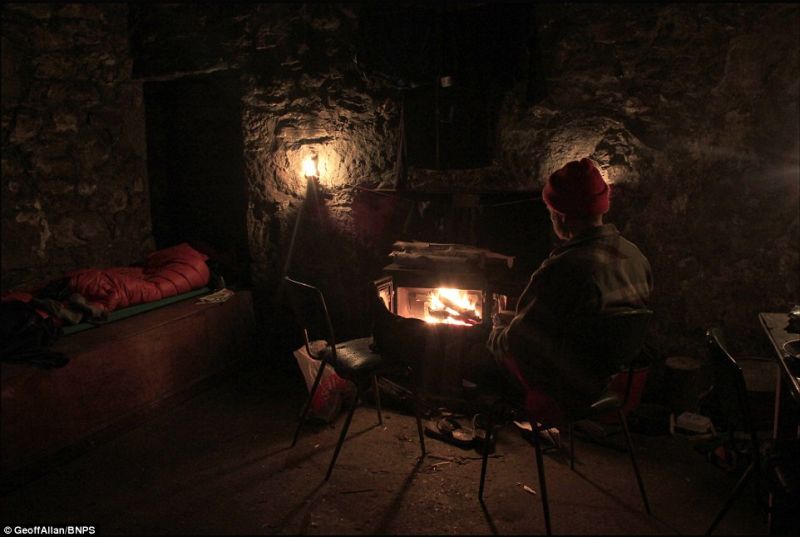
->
[491,313,503,328]
[492,310,514,329]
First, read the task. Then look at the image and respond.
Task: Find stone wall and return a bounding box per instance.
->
[498,3,800,357]
[1,3,152,291]
[239,4,402,340]
[6,3,797,360]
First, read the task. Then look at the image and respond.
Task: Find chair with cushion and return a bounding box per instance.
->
[704,328,800,535]
[284,276,426,480]
[478,309,653,535]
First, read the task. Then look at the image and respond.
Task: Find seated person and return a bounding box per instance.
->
[372,158,653,420]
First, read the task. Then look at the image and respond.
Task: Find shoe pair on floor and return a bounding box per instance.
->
[424,411,496,453]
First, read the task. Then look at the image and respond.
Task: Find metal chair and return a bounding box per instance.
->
[704,328,800,535]
[284,276,426,480]
[478,309,653,535]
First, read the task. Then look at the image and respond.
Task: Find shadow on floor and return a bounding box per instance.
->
[1,359,769,535]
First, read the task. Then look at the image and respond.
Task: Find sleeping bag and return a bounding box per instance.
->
[66,243,210,314]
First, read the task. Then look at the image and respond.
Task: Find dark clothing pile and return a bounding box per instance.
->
[1,300,67,368]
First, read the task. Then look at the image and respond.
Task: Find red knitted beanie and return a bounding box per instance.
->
[542,158,610,217]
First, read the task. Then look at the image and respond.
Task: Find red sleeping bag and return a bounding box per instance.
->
[66,243,210,314]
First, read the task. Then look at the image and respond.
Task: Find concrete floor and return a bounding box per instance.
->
[2,359,768,535]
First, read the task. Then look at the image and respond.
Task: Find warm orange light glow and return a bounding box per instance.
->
[424,287,481,326]
[302,155,318,178]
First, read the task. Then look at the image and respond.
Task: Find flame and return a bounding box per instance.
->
[302,155,318,178]
[424,287,481,326]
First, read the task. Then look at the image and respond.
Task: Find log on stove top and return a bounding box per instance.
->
[389,241,514,272]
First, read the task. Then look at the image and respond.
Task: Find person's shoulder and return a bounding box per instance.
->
[541,249,595,281]
[616,233,650,262]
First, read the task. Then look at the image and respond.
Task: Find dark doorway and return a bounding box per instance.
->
[144,71,251,287]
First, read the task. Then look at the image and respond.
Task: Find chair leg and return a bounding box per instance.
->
[705,461,755,536]
[569,423,575,470]
[531,421,552,536]
[478,406,496,501]
[408,367,426,456]
[291,360,327,448]
[325,384,361,481]
[372,375,383,426]
[618,409,651,514]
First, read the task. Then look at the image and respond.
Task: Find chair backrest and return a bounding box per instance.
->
[565,308,653,402]
[283,277,338,361]
[706,328,756,440]
[566,309,653,371]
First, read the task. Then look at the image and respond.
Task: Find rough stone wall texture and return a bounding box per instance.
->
[241,5,401,340]
[498,3,799,357]
[1,3,153,292]
[130,3,402,342]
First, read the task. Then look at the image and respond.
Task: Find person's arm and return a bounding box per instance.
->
[486,259,601,364]
[486,269,549,361]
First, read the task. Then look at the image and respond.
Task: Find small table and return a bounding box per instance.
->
[758,313,800,438]
[758,313,799,440]
[759,313,800,536]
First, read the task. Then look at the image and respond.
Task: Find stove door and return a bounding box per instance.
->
[374,276,394,314]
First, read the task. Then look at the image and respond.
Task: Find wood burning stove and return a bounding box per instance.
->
[372,241,517,404]
[375,241,513,327]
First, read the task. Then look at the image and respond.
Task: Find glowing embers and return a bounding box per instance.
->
[396,286,483,326]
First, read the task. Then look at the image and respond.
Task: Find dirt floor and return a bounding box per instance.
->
[1,359,768,535]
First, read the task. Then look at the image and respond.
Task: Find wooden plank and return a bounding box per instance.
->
[1,291,255,475]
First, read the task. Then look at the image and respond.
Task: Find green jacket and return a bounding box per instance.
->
[486,224,653,411]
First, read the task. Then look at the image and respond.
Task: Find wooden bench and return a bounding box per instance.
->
[1,290,256,484]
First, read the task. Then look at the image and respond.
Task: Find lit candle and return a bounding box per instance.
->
[302,155,318,179]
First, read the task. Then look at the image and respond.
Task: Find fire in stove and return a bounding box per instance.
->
[394,286,484,326]
[376,240,513,329]
[426,288,482,325]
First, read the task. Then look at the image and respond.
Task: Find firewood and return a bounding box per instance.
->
[438,295,480,322]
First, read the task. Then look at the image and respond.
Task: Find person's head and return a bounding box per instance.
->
[542,158,609,240]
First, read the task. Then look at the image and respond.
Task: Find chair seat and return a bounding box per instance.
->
[318,337,385,378]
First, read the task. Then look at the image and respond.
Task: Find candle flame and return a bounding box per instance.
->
[302,155,318,178]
